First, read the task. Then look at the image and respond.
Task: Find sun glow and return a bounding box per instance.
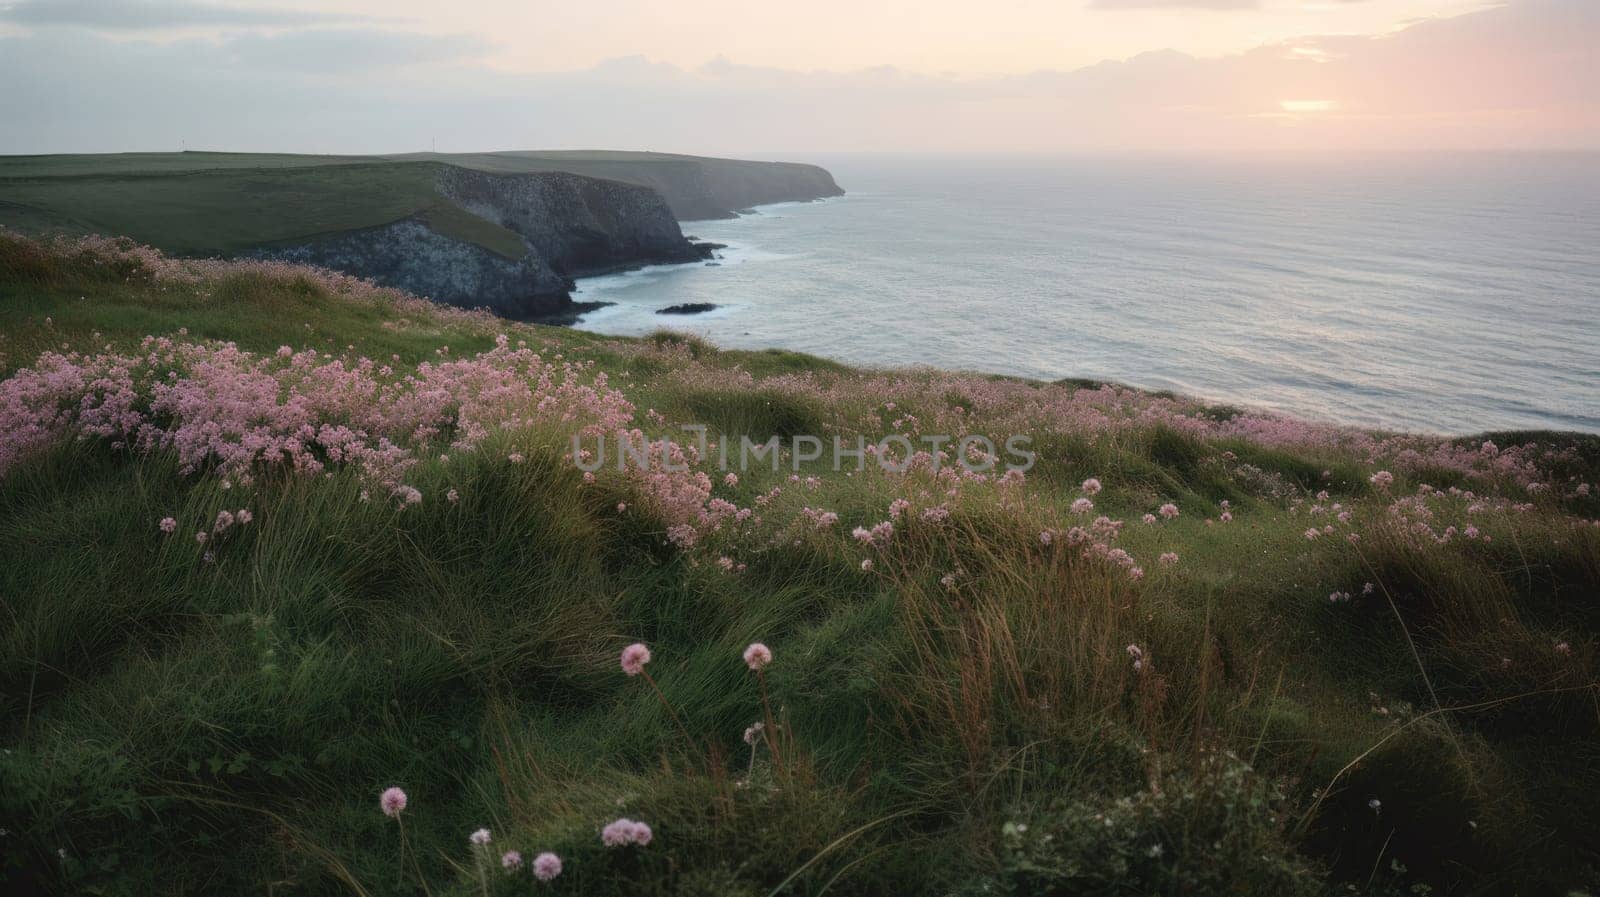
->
[1279,99,1337,113]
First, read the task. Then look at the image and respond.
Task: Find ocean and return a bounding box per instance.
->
[572,154,1600,435]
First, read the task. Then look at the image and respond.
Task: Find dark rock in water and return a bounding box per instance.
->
[657,303,719,315]
[704,262,721,267]
[524,300,614,326]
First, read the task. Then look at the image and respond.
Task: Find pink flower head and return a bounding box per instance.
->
[1142,513,1157,524]
[532,852,563,881]
[1159,503,1179,520]
[1070,497,1094,515]
[501,850,522,871]
[470,828,491,847]
[601,818,653,847]
[620,642,651,676]
[159,517,177,533]
[743,642,773,671]
[380,786,407,818]
[1080,477,1103,496]
[1159,552,1178,566]
[236,509,253,525]
[1370,470,1395,490]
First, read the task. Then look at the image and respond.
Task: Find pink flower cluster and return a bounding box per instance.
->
[620,642,652,677]
[0,335,634,487]
[601,818,653,847]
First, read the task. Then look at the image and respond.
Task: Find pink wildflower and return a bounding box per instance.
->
[235,509,252,524]
[380,786,407,818]
[159,517,177,533]
[1126,644,1146,672]
[1081,477,1103,495]
[1159,552,1178,566]
[1159,503,1179,520]
[1370,470,1394,490]
[743,721,764,745]
[470,828,491,847]
[743,642,773,671]
[620,642,651,676]
[1554,642,1572,655]
[532,852,562,881]
[1070,498,1094,515]
[1039,530,1053,545]
[601,818,653,847]
[1142,513,1157,524]
[195,531,207,544]
[501,850,523,872]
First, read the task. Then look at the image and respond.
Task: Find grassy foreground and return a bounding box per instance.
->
[1,232,1597,897]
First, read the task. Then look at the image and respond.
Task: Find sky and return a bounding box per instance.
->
[0,0,1595,155]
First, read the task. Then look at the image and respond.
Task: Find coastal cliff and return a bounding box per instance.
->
[0,150,844,318]
[260,166,710,319]
[388,151,847,220]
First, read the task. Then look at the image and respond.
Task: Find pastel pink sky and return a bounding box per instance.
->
[0,0,1594,153]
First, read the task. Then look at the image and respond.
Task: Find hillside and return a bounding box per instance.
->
[0,149,846,225]
[0,151,845,321]
[1,233,1598,897]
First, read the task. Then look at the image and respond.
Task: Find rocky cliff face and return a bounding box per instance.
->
[258,166,708,320]
[258,217,571,319]
[692,159,844,219]
[434,167,705,274]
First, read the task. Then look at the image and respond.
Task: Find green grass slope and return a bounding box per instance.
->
[1,233,1597,897]
[0,159,528,259]
[0,149,844,230]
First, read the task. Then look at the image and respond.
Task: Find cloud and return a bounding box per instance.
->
[0,0,1593,154]
[0,0,377,30]
[1089,0,1259,9]
[225,29,490,71]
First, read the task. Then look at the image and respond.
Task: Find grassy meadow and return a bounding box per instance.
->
[1,231,1597,896]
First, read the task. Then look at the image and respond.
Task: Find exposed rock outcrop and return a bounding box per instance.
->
[256,217,571,319]
[434,167,706,274]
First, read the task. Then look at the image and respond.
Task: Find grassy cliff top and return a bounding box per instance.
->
[0,151,845,249]
[1,233,1597,896]
[0,159,530,258]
